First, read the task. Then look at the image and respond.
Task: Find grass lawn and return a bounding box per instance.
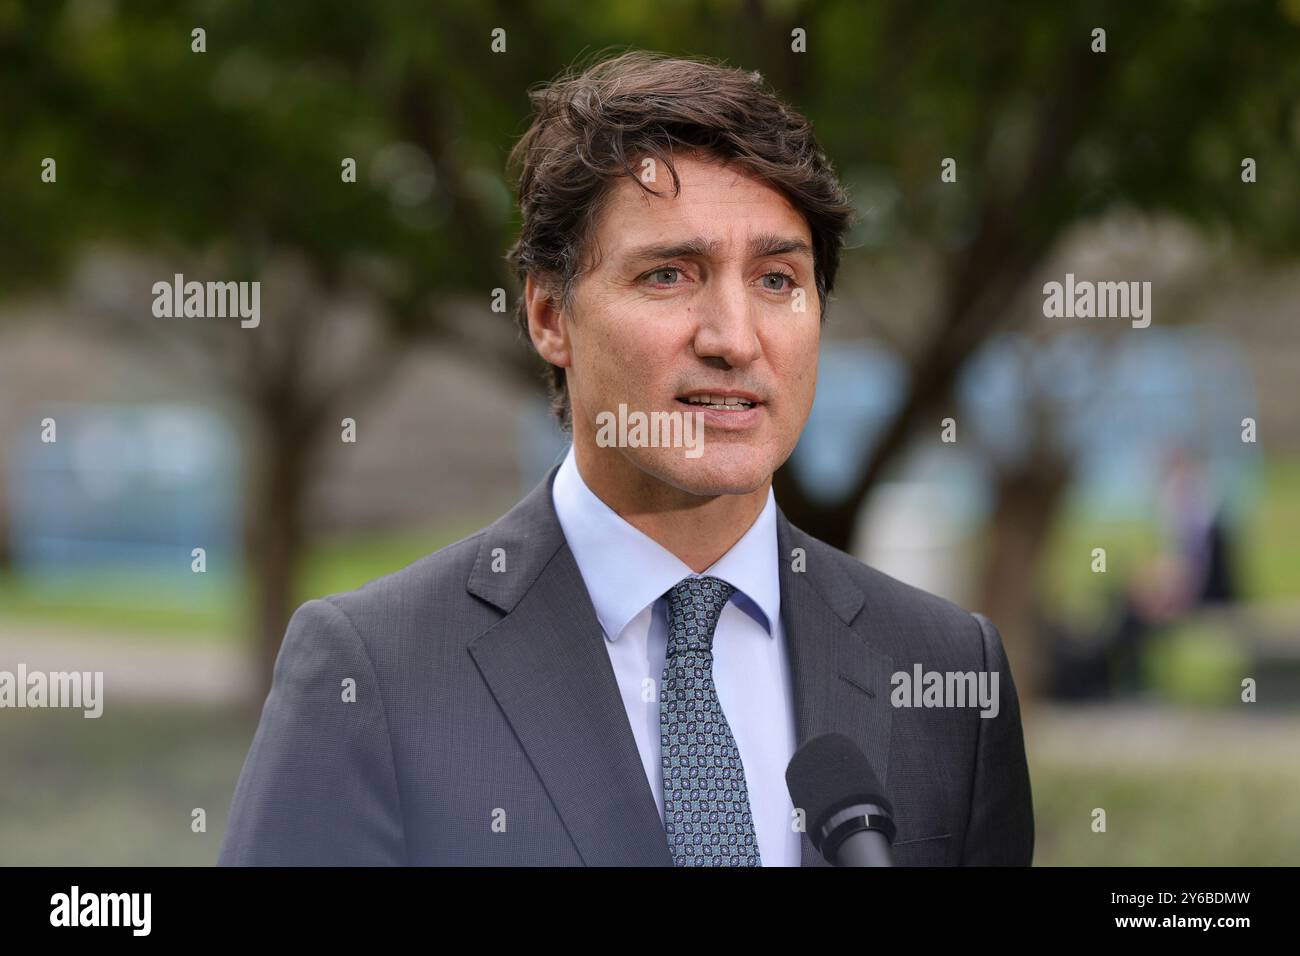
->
[0,703,257,866]
[0,516,492,643]
[1030,762,1300,866]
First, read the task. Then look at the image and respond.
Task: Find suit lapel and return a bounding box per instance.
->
[461,473,894,869]
[777,511,895,867]
[466,469,672,866]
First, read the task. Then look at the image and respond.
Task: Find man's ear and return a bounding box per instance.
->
[524,273,571,370]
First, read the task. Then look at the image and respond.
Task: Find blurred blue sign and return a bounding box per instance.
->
[6,404,242,591]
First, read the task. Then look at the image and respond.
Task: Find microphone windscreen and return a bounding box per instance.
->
[785,732,893,827]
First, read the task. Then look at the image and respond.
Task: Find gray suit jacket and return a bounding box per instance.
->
[219,467,1034,866]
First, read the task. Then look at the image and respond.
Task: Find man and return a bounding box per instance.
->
[219,50,1033,867]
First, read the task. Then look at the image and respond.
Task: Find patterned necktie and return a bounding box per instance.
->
[659,575,762,866]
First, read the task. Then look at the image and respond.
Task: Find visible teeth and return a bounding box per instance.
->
[684,395,754,408]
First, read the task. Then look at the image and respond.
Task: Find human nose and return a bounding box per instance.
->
[692,276,762,369]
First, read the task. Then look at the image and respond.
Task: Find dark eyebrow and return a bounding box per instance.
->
[621,233,814,266]
[621,237,721,264]
[747,233,815,260]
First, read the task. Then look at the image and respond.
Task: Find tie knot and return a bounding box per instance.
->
[665,576,735,655]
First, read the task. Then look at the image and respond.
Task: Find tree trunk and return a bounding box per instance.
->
[244,410,308,708]
[769,37,1110,558]
[975,459,1071,711]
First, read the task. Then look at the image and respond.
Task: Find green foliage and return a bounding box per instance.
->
[1143,621,1251,706]
[4,0,1298,314]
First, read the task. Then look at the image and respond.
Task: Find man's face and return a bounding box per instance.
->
[554,154,821,497]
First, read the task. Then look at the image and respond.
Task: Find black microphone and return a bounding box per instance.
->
[785,732,896,867]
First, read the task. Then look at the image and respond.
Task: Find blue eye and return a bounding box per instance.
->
[761,272,793,291]
[647,267,681,284]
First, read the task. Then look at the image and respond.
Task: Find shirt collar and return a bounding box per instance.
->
[550,445,781,642]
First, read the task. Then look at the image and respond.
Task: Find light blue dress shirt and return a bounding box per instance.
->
[551,445,801,866]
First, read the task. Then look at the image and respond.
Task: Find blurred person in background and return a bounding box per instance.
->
[1106,447,1239,695]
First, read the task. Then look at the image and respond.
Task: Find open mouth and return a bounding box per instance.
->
[676,392,760,411]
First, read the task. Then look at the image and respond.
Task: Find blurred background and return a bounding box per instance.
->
[1,0,1298,865]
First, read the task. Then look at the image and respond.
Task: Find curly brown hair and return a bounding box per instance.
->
[505,49,854,427]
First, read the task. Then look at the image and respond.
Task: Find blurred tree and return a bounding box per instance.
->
[2,0,1297,699]
[767,0,1300,696]
[0,0,554,697]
